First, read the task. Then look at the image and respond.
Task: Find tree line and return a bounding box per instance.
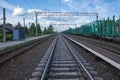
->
[0,22,54,41]
[5,22,54,37]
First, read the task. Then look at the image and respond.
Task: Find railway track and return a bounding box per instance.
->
[0,36,51,65]
[63,34,120,70]
[29,34,103,80]
[67,34,120,55]
[79,37,120,55]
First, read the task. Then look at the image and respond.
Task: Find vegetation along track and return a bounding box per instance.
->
[29,34,103,80]
[0,35,52,65]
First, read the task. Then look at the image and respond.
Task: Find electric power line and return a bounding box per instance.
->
[24,0,41,9]
[23,0,33,9]
[6,0,18,6]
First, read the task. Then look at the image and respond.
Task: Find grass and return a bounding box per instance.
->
[0,33,12,42]
[0,46,16,54]
[0,37,40,54]
[0,35,51,54]
[0,33,53,54]
[0,39,2,42]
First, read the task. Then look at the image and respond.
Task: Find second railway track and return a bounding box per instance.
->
[67,34,120,55]
[0,36,51,65]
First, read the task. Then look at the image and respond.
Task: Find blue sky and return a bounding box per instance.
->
[0,0,120,31]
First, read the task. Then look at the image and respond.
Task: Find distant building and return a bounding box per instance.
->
[13,27,26,40]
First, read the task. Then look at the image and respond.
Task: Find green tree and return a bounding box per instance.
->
[6,23,13,26]
[36,23,42,35]
[25,25,29,36]
[43,27,47,34]
[48,24,54,34]
[15,22,22,28]
[30,23,35,36]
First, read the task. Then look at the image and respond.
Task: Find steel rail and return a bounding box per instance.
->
[0,37,50,65]
[62,36,94,80]
[40,36,57,80]
[63,34,120,70]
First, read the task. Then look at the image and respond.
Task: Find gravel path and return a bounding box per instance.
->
[65,37,120,80]
[0,36,55,80]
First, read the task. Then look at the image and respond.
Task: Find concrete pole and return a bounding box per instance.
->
[119,15,120,36]
[23,18,25,27]
[29,22,31,37]
[3,8,6,42]
[35,13,38,36]
[96,15,98,22]
[23,18,27,38]
[96,15,99,35]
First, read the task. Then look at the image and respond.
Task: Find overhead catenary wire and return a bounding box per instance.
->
[23,0,34,9]
[23,0,41,9]
[6,0,18,7]
[0,0,16,13]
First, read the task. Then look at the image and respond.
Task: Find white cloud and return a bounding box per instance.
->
[3,0,120,32]
[0,0,15,10]
[63,0,120,20]
[40,20,50,26]
[12,7,26,16]
[61,9,67,12]
[28,9,42,14]
[32,15,43,20]
[63,0,77,10]
[64,0,71,2]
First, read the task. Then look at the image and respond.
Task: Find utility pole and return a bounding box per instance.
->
[96,14,99,35]
[23,18,25,27]
[35,12,38,36]
[118,15,120,36]
[29,22,31,37]
[23,18,27,37]
[96,15,98,21]
[3,8,6,42]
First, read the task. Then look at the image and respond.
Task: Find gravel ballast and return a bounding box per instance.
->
[65,36,120,80]
[0,36,55,80]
